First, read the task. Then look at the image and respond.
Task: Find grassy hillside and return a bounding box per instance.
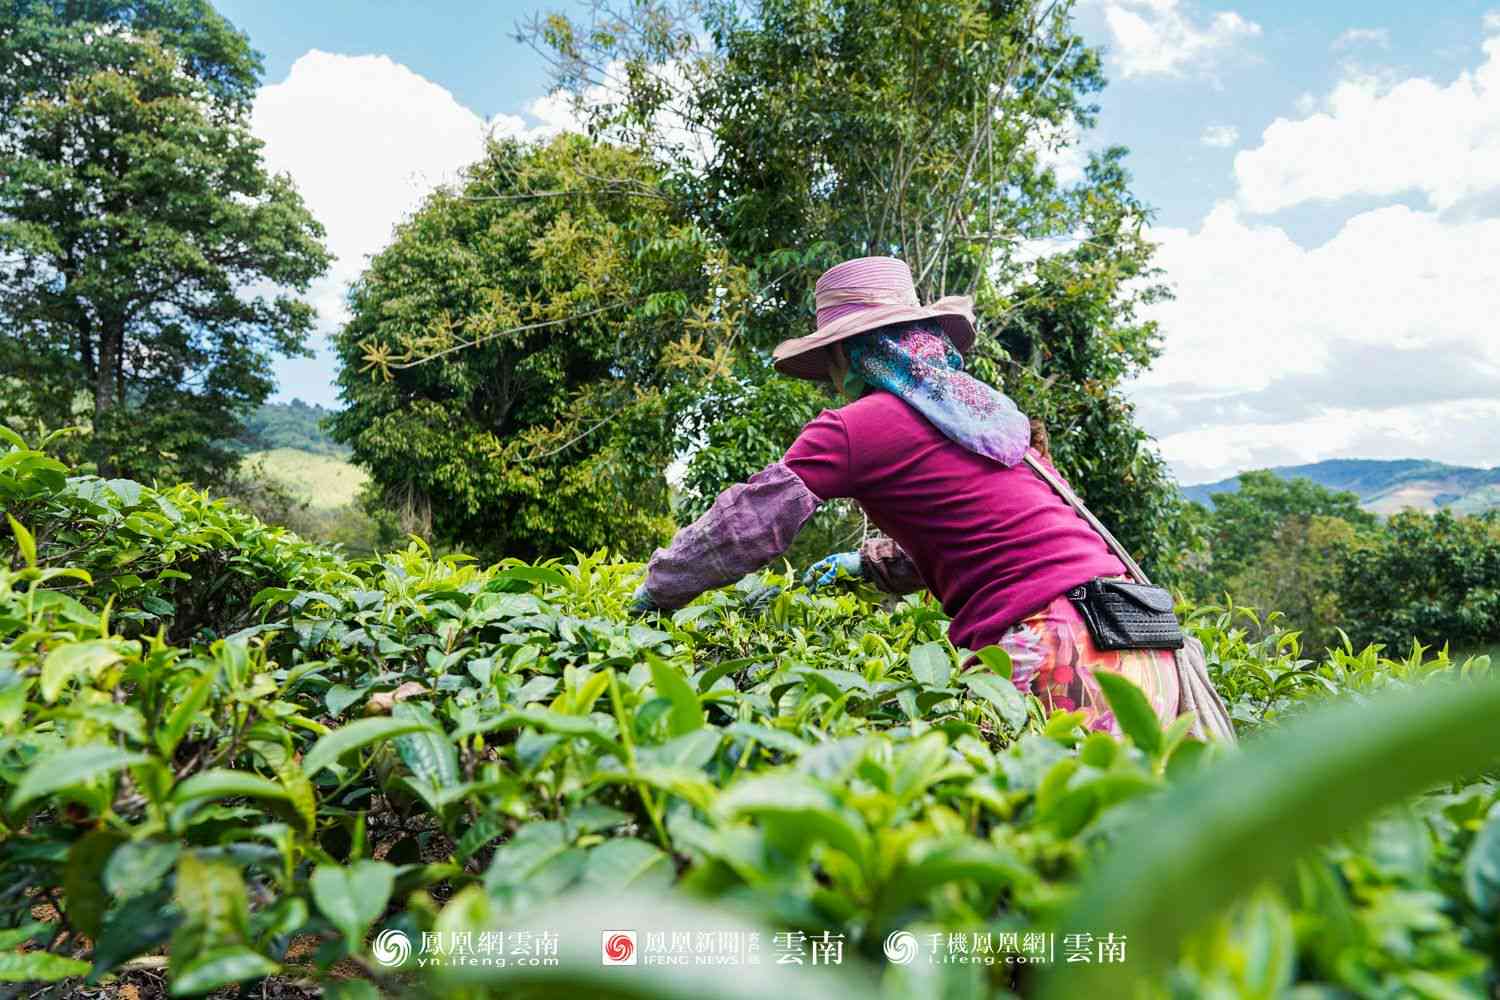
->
[243,447,366,508]
[1184,458,1500,514]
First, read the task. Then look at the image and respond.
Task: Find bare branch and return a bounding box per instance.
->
[385,299,636,371]
[527,408,624,461]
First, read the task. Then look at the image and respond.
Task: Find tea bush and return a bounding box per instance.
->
[3,428,1500,998]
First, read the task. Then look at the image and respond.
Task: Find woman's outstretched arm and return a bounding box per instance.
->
[638,461,822,610]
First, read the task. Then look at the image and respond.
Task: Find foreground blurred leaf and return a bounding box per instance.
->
[0,950,92,982]
[1039,675,1500,998]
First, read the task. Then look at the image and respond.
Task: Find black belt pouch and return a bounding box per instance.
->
[1065,578,1185,651]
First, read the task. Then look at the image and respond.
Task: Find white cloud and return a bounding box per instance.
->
[1235,22,1500,214]
[251,51,570,403]
[492,89,589,142]
[253,51,570,329]
[1031,118,1088,186]
[1331,27,1390,50]
[1125,201,1500,483]
[1200,124,1239,148]
[1099,0,1261,79]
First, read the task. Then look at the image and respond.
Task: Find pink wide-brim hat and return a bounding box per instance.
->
[771,256,977,380]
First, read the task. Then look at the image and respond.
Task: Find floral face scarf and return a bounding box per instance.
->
[845,325,1031,467]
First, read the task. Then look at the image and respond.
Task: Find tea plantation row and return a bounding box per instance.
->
[3,431,1500,998]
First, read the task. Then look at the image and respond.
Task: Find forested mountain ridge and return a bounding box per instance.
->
[1183,458,1500,514]
[231,400,350,458]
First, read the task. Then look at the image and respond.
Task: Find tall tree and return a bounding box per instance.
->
[528,0,1191,578]
[1337,510,1500,654]
[330,134,748,560]
[1199,471,1375,590]
[0,0,329,483]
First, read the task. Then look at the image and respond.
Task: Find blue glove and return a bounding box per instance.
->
[740,584,783,615]
[630,583,660,614]
[803,552,862,590]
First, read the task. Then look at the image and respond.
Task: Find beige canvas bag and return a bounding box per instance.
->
[1023,454,1239,745]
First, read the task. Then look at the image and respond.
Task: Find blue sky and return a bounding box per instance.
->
[232,0,1500,483]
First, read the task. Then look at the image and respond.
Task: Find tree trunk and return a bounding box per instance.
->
[93,326,120,477]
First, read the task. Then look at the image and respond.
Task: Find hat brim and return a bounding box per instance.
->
[771,297,977,380]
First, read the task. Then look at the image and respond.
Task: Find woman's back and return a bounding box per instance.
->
[783,391,1128,651]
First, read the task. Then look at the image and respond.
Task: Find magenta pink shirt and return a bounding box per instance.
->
[782,391,1128,652]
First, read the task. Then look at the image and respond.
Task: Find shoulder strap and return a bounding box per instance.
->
[1022,452,1152,587]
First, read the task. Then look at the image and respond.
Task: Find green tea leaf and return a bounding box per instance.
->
[727,721,809,757]
[273,753,317,834]
[393,702,460,789]
[0,950,92,982]
[582,838,674,891]
[961,673,1029,730]
[250,587,299,610]
[90,889,180,981]
[6,514,35,569]
[717,774,870,870]
[909,642,952,688]
[491,566,568,591]
[179,851,251,934]
[879,838,1032,917]
[0,924,48,950]
[170,945,279,995]
[158,668,216,758]
[1094,671,1164,757]
[105,841,182,901]
[647,651,705,735]
[41,640,129,702]
[637,729,721,770]
[9,745,149,811]
[1464,802,1500,915]
[973,645,1013,679]
[302,718,437,777]
[171,769,291,805]
[325,684,365,717]
[64,830,126,938]
[0,668,23,730]
[311,861,396,946]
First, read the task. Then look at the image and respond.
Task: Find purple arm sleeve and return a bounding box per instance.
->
[642,461,823,610]
[858,535,926,595]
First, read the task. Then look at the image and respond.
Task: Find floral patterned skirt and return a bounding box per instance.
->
[993,588,1180,736]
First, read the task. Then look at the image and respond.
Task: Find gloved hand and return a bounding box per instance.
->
[802,552,862,590]
[740,584,783,615]
[630,583,660,615]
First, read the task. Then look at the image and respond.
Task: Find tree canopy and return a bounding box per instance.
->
[522,0,1187,576]
[0,0,329,483]
[330,134,748,560]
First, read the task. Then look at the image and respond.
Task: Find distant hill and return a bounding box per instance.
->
[234,400,349,458]
[1182,459,1500,515]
